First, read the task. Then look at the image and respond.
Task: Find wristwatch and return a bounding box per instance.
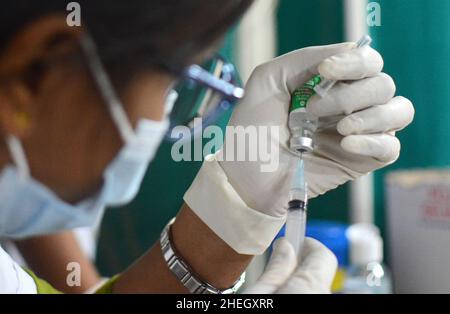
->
[160,218,246,294]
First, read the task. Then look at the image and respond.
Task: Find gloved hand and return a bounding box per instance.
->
[185,43,414,255]
[244,238,337,294]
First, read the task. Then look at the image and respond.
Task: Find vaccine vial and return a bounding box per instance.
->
[288,75,321,153]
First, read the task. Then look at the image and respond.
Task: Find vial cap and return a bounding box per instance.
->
[290,136,313,153]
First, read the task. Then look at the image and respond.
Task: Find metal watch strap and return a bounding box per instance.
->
[160,218,245,294]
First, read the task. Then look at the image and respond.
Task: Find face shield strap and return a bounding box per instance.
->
[5,135,30,180]
[164,89,179,116]
[80,35,135,144]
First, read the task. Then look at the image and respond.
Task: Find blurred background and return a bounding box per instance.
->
[95,0,450,293]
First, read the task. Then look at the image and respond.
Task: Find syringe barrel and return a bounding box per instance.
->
[289,187,308,204]
[285,206,307,258]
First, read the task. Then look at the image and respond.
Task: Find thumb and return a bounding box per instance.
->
[243,238,297,294]
[276,238,338,294]
[271,42,356,93]
[243,42,355,102]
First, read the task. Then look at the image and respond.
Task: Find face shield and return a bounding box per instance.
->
[165,55,244,142]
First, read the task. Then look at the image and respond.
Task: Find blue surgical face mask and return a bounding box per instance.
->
[0,36,176,238]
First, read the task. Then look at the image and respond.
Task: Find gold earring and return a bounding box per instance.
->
[14,111,30,131]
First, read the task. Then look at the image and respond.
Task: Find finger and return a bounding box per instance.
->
[337,96,415,135]
[276,238,337,294]
[307,73,396,117]
[243,238,297,294]
[318,46,384,80]
[254,42,356,93]
[271,42,355,75]
[341,133,401,163]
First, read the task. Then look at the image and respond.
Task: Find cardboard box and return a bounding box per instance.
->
[386,169,450,293]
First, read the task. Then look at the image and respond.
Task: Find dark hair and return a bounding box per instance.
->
[0,0,252,80]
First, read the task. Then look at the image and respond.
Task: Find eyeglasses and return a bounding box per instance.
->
[166,55,244,142]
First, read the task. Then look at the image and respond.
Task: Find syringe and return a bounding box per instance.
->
[286,77,316,258]
[285,36,373,257]
[285,157,308,258]
[314,35,373,97]
[287,70,320,258]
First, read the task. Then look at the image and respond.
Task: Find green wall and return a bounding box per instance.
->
[369,0,450,237]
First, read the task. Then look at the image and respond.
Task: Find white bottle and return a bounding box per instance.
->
[343,224,393,294]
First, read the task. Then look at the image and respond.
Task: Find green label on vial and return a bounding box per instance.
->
[289,75,322,112]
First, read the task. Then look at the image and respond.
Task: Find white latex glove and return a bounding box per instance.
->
[244,238,337,294]
[185,43,414,255]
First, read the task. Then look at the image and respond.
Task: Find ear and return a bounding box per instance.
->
[0,83,33,137]
[0,15,84,138]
